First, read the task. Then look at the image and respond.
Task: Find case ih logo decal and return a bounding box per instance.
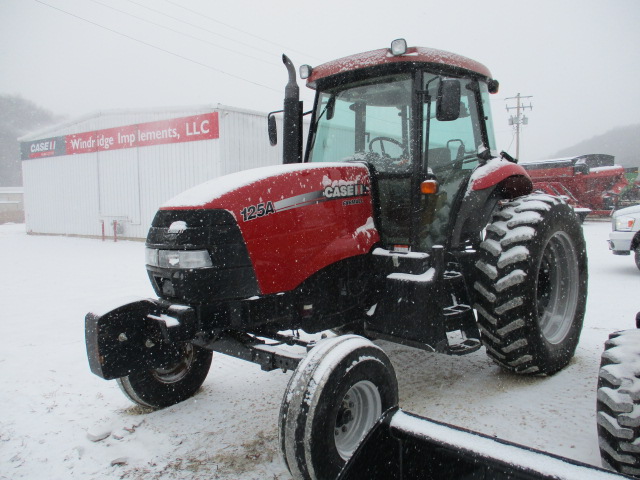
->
[21,113,219,160]
[323,183,368,199]
[239,183,369,221]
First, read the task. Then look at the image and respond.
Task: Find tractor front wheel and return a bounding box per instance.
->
[116,342,212,409]
[473,194,588,374]
[279,335,398,480]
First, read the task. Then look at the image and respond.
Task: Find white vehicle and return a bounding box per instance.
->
[609,204,640,270]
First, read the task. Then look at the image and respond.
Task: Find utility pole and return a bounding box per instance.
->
[505,93,533,160]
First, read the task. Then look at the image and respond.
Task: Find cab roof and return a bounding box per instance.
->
[306,46,493,89]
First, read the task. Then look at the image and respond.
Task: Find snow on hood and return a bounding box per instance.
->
[163,162,358,208]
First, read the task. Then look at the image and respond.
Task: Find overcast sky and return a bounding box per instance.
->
[1,0,639,161]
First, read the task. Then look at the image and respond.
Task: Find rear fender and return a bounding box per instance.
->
[451,160,533,247]
[469,158,532,193]
[85,298,197,380]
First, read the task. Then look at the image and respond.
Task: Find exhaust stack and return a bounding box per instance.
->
[282,54,302,164]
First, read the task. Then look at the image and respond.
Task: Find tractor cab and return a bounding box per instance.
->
[301,39,499,252]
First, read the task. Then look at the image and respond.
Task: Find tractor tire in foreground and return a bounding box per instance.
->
[279,335,398,480]
[597,328,640,477]
[473,193,588,375]
[116,342,212,409]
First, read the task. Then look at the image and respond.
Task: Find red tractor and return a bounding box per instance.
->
[86,39,588,479]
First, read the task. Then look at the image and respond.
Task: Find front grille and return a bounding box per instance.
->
[144,208,260,302]
[146,209,242,249]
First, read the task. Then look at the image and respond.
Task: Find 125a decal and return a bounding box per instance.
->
[240,201,275,222]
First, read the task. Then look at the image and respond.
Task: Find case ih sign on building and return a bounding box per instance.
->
[21,112,219,160]
[18,106,285,239]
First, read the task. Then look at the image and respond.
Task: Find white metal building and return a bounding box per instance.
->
[19,105,287,239]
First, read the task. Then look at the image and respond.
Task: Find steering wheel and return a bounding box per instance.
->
[369,136,404,157]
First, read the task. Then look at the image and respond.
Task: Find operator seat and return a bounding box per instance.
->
[427,148,452,174]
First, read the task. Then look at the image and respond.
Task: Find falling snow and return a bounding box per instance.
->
[0,220,638,479]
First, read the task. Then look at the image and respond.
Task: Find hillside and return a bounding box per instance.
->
[0,94,61,187]
[554,124,640,168]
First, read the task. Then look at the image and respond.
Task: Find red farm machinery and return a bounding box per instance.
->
[522,154,636,220]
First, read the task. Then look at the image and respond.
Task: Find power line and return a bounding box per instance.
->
[33,0,281,94]
[123,0,282,59]
[161,0,323,63]
[86,0,282,69]
[506,130,516,153]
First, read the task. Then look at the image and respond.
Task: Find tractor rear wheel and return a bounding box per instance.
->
[597,329,640,477]
[116,342,212,409]
[473,194,588,374]
[279,335,398,480]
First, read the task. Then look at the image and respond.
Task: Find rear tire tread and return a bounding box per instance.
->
[597,329,640,477]
[473,194,587,375]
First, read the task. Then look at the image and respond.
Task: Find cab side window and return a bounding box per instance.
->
[420,76,484,249]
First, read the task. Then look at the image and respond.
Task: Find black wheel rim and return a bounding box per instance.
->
[151,343,194,383]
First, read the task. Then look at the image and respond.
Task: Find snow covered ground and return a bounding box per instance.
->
[0,220,638,480]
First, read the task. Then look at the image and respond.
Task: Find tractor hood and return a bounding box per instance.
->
[163,162,368,211]
[161,162,379,295]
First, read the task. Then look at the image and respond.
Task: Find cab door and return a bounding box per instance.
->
[309,74,417,249]
[417,75,487,250]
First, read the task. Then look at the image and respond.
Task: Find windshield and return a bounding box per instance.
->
[308,74,413,174]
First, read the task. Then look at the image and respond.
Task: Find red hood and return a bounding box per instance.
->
[162,163,379,294]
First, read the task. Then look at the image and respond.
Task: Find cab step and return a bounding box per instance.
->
[445,335,482,356]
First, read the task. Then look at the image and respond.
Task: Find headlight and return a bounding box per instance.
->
[145,248,158,266]
[615,216,636,231]
[145,248,212,268]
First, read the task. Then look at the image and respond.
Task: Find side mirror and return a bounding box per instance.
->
[436,79,461,121]
[268,113,278,146]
